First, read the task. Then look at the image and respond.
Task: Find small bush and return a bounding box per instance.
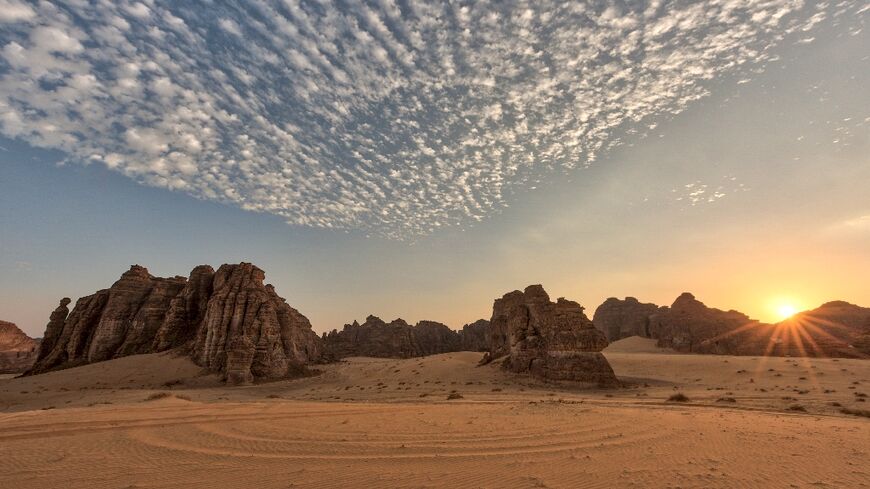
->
[716,397,737,403]
[447,392,464,400]
[145,392,173,401]
[667,393,690,403]
[786,404,807,412]
[840,408,870,418]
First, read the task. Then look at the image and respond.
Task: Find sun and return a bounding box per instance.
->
[776,304,799,321]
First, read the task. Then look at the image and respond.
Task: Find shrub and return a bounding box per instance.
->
[667,393,690,402]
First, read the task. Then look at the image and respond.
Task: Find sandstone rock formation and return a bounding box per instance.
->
[0,320,40,374]
[774,301,870,357]
[648,293,765,355]
[459,319,490,352]
[647,294,870,358]
[483,285,617,385]
[322,316,471,359]
[28,263,321,383]
[593,297,664,341]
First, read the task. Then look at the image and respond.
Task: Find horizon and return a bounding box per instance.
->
[1,1,869,338]
[4,259,868,339]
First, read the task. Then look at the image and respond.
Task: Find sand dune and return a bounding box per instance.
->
[1,348,869,488]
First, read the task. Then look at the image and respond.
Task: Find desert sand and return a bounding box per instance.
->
[1,337,868,488]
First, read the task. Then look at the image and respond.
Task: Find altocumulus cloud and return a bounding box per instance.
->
[0,0,862,238]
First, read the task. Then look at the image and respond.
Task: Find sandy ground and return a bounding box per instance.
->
[1,337,868,488]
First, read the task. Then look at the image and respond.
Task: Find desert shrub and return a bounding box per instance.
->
[145,392,173,401]
[840,408,870,418]
[786,404,807,412]
[667,393,690,402]
[716,397,737,403]
[447,392,464,400]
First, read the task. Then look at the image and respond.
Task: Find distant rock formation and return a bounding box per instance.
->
[593,297,664,341]
[28,263,321,383]
[775,301,870,358]
[483,285,617,385]
[649,293,765,355]
[459,319,490,352]
[322,316,486,359]
[0,320,40,374]
[602,293,870,358]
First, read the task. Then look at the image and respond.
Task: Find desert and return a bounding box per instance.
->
[2,339,869,488]
[2,1,868,488]
[1,265,868,488]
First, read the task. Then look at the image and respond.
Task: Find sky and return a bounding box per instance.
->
[0,0,868,338]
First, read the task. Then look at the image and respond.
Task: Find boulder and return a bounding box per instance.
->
[484,285,617,385]
[27,263,321,383]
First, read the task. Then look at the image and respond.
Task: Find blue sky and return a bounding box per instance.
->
[1,1,868,337]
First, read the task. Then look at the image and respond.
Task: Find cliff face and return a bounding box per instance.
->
[459,319,490,352]
[28,263,321,383]
[322,316,474,359]
[0,320,40,374]
[592,297,664,341]
[485,285,616,385]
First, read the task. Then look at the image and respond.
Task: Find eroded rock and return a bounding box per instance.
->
[323,316,465,359]
[0,320,41,374]
[28,263,321,383]
[484,285,617,385]
[592,297,664,341]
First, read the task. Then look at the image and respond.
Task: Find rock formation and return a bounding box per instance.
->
[459,319,490,352]
[483,285,617,385]
[648,293,765,355]
[322,316,473,359]
[774,301,870,358]
[0,320,40,374]
[28,263,321,383]
[593,297,664,341]
[647,294,870,358]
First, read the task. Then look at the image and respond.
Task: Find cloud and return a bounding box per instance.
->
[0,1,863,238]
[0,0,35,23]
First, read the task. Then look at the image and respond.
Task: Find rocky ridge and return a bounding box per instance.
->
[592,293,870,358]
[322,316,490,359]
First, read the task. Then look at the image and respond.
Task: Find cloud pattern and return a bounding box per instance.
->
[0,0,862,238]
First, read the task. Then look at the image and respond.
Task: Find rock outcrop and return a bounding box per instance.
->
[483,285,617,385]
[648,294,870,358]
[28,263,321,383]
[774,301,870,358]
[0,320,40,374]
[648,293,765,355]
[459,319,490,352]
[322,316,469,359]
[593,297,664,341]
